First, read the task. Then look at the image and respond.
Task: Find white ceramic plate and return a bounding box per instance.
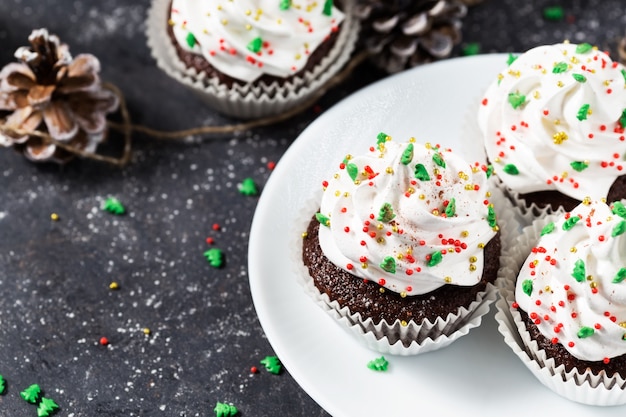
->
[248,55,625,416]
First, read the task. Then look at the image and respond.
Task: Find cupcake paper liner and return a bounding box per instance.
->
[294,187,515,356]
[146,0,360,119]
[494,215,626,406]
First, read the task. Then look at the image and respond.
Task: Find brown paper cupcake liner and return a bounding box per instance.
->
[146,0,359,119]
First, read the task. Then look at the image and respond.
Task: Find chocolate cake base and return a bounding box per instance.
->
[166,2,344,88]
[519,309,626,378]
[517,175,626,212]
[302,216,501,325]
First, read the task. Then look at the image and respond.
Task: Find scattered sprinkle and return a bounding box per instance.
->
[37,397,59,417]
[214,402,238,417]
[204,248,225,268]
[20,384,41,404]
[102,197,126,215]
[0,374,5,395]
[572,259,585,282]
[260,355,282,374]
[367,356,389,371]
[109,281,120,290]
[543,6,564,21]
[99,337,109,346]
[238,177,259,196]
[462,42,480,56]
[507,92,526,109]
[50,213,59,221]
[522,279,533,296]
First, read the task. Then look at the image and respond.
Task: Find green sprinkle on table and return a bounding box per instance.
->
[367,356,389,371]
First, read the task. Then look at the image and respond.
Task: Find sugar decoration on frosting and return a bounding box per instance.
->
[169,0,343,82]
[479,42,626,201]
[315,133,498,296]
[513,200,626,363]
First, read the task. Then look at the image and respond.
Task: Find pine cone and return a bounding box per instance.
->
[355,0,469,73]
[0,28,118,163]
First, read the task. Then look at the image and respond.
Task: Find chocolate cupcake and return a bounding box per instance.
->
[496,200,626,405]
[147,0,359,119]
[477,42,626,217]
[297,134,505,355]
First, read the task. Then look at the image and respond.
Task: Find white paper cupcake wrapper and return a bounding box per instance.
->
[494,215,626,406]
[294,187,514,356]
[146,0,359,119]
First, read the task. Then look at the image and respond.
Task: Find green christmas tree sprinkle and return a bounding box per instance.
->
[503,164,519,175]
[427,251,443,267]
[414,164,430,181]
[238,177,259,196]
[37,397,59,417]
[315,212,330,227]
[432,152,446,168]
[377,203,396,223]
[543,6,564,21]
[376,132,389,145]
[572,259,585,283]
[379,256,396,274]
[214,402,238,417]
[347,162,359,182]
[401,143,414,165]
[260,355,282,374]
[445,198,456,217]
[572,73,587,83]
[487,206,497,228]
[247,37,263,53]
[577,326,595,339]
[506,53,518,66]
[204,248,224,268]
[279,0,291,10]
[612,220,626,238]
[575,43,593,54]
[522,279,533,296]
[613,268,626,284]
[322,0,333,16]
[0,374,5,395]
[21,384,41,404]
[507,92,526,109]
[552,61,568,74]
[540,222,555,236]
[562,216,580,231]
[570,161,588,172]
[622,69,626,84]
[462,42,480,56]
[612,201,626,218]
[576,103,590,121]
[367,356,389,371]
[185,32,197,48]
[620,109,626,128]
[102,197,126,215]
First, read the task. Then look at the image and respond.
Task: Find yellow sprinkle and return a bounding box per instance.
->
[432,209,440,216]
[301,232,308,239]
[471,167,479,173]
[497,73,504,81]
[376,223,384,230]
[590,281,598,289]
[541,68,547,74]
[604,80,611,86]
[401,320,408,327]
[397,254,404,260]
[425,142,432,149]
[492,225,500,232]
[245,9,251,15]
[478,243,485,249]
[485,191,491,197]
[619,322,626,329]
[400,292,407,298]
[143,328,151,335]
[469,256,477,263]
[386,167,394,174]
[544,286,552,293]
[461,231,469,237]
[343,192,349,198]
[533,91,541,99]
[561,171,568,179]
[361,263,368,269]
[533,260,539,266]
[406,187,415,194]
[354,180,361,185]
[553,131,568,144]
[345,154,353,160]
[409,137,416,143]
[217,5,222,10]
[419,194,425,200]
[334,190,340,197]
[295,53,302,60]
[507,69,521,77]
[557,81,564,87]
[444,277,452,283]
[167,19,175,26]
[246,24,252,30]
[554,119,561,125]
[109,282,119,290]
[277,18,282,24]
[469,264,477,271]
[50,213,59,221]
[570,56,579,64]
[494,157,501,163]
[570,247,577,253]
[433,168,440,176]
[464,184,474,190]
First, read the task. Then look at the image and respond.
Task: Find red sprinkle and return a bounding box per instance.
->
[267,161,276,170]
[250,366,259,374]
[206,237,214,245]
[212,223,221,231]
[100,337,109,346]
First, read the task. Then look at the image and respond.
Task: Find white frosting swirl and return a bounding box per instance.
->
[515,201,626,361]
[478,43,626,202]
[317,137,498,296]
[169,0,345,83]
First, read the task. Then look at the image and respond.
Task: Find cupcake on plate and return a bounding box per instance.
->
[496,200,626,405]
[146,0,359,119]
[477,42,626,217]
[298,133,505,355]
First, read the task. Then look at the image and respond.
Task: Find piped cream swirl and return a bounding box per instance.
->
[478,43,626,202]
[169,0,344,83]
[317,136,498,296]
[515,200,626,361]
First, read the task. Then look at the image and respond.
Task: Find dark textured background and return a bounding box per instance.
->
[0,1,624,416]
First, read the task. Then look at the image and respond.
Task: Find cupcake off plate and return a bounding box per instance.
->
[248,55,626,416]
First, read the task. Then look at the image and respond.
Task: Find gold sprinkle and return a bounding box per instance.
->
[544,286,552,293]
[217,5,222,10]
[345,154,352,160]
[553,131,568,144]
[619,322,626,329]
[570,247,577,253]
[379,287,385,294]
[295,53,302,60]
[406,187,415,194]
[497,73,504,81]
[409,137,416,143]
[561,171,568,179]
[333,173,340,179]
[50,213,59,221]
[433,168,440,176]
[448,248,454,253]
[277,18,282,24]
[604,80,611,86]
[469,256,477,263]
[386,167,394,174]
[432,209,440,216]
[109,282,119,290]
[400,291,407,298]
[533,260,539,266]
[376,223,384,230]
[507,69,521,77]
[590,281,598,289]
[461,230,469,237]
[444,277,452,283]
[469,264,477,271]
[471,166,480,173]
[361,263,368,269]
[221,19,228,25]
[492,225,500,232]
[245,9,251,15]
[246,24,252,30]
[425,142,432,149]
[301,232,308,239]
[557,81,564,87]
[478,243,485,249]
[419,194,425,200]
[354,179,361,185]
[401,320,408,327]
[391,225,398,233]
[343,192,349,198]
[570,56,579,64]
[334,190,340,197]
[143,328,151,335]
[376,238,386,244]
[494,157,501,163]
[464,184,474,190]
[541,68,547,74]
[397,254,404,260]
[167,19,175,26]
[587,275,594,281]
[485,191,492,197]
[533,91,541,99]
